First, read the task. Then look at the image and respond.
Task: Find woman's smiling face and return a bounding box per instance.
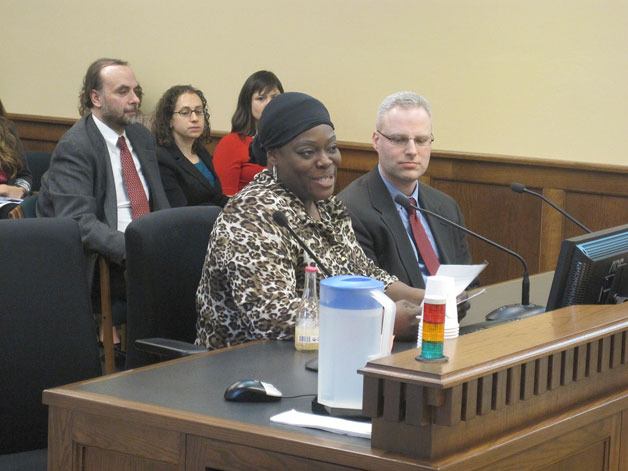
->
[268,124,341,207]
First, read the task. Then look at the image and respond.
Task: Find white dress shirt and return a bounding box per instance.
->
[92,115,149,232]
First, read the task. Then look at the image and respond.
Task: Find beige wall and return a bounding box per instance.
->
[2,0,627,166]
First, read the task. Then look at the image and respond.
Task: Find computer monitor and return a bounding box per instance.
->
[546,223,628,311]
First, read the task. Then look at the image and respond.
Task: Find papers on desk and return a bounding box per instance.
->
[436,263,487,295]
[0,196,23,208]
[270,409,371,439]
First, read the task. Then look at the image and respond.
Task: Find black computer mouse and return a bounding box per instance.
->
[224,379,283,402]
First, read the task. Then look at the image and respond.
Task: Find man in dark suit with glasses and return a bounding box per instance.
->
[338,92,472,316]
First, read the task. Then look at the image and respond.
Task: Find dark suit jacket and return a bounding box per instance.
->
[37,114,170,266]
[337,167,472,289]
[156,145,228,208]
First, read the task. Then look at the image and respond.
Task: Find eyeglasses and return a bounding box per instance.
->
[376,130,434,148]
[173,107,206,118]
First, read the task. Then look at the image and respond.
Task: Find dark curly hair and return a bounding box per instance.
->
[231,71,283,137]
[78,58,145,116]
[152,85,211,154]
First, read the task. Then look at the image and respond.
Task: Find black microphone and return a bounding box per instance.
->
[272,211,332,277]
[394,194,545,321]
[510,182,592,233]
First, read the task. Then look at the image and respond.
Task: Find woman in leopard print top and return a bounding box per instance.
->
[195,93,424,349]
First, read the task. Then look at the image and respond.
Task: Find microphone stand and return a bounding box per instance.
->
[272,211,332,277]
[272,210,330,374]
[394,194,545,321]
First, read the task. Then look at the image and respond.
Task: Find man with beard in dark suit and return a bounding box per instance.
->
[38,58,170,341]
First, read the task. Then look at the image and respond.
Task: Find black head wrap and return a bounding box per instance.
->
[250,92,334,166]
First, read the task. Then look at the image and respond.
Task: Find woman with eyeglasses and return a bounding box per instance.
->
[213,71,283,196]
[153,85,228,208]
[0,99,31,218]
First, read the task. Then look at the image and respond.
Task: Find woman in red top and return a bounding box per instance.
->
[213,71,283,196]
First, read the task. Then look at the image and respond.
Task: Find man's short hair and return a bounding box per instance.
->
[376,91,432,129]
[78,58,129,116]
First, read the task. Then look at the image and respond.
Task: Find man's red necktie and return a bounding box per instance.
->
[117,136,149,220]
[406,197,440,275]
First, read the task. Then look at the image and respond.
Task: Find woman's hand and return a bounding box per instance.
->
[394,299,421,341]
[0,184,26,198]
[384,281,424,341]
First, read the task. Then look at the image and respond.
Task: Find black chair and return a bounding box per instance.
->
[24,151,51,193]
[124,206,221,368]
[10,192,118,374]
[0,218,101,469]
[19,194,38,218]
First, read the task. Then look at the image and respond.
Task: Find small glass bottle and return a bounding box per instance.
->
[295,264,319,351]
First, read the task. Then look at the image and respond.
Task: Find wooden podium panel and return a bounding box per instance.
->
[361,303,628,469]
[44,306,628,470]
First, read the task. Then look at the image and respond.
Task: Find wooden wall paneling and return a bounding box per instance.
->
[434,180,542,285]
[404,383,425,426]
[539,188,566,271]
[82,446,178,471]
[47,407,74,471]
[477,375,493,415]
[506,366,521,406]
[429,151,628,196]
[383,380,403,422]
[361,376,382,417]
[492,370,507,411]
[599,337,611,373]
[71,412,183,465]
[610,333,623,369]
[461,379,478,420]
[487,415,619,471]
[547,353,560,390]
[564,192,628,239]
[520,361,535,401]
[434,385,462,426]
[335,143,378,193]
[11,114,74,153]
[534,357,549,396]
[10,114,628,286]
[574,345,587,382]
[186,435,354,471]
[361,305,628,464]
[560,348,576,386]
[587,340,600,378]
[620,409,628,471]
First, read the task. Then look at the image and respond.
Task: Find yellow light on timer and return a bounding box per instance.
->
[417,278,448,363]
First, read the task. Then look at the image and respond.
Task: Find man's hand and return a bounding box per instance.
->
[456,292,471,321]
[394,299,421,341]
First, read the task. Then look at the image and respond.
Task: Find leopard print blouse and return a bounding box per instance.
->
[195,170,397,349]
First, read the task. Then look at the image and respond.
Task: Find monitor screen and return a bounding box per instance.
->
[546,224,628,311]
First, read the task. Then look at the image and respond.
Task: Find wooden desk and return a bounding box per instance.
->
[45,342,419,470]
[45,305,628,470]
[362,303,628,470]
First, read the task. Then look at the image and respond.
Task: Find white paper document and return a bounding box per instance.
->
[270,409,371,439]
[436,263,487,295]
[0,196,22,208]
